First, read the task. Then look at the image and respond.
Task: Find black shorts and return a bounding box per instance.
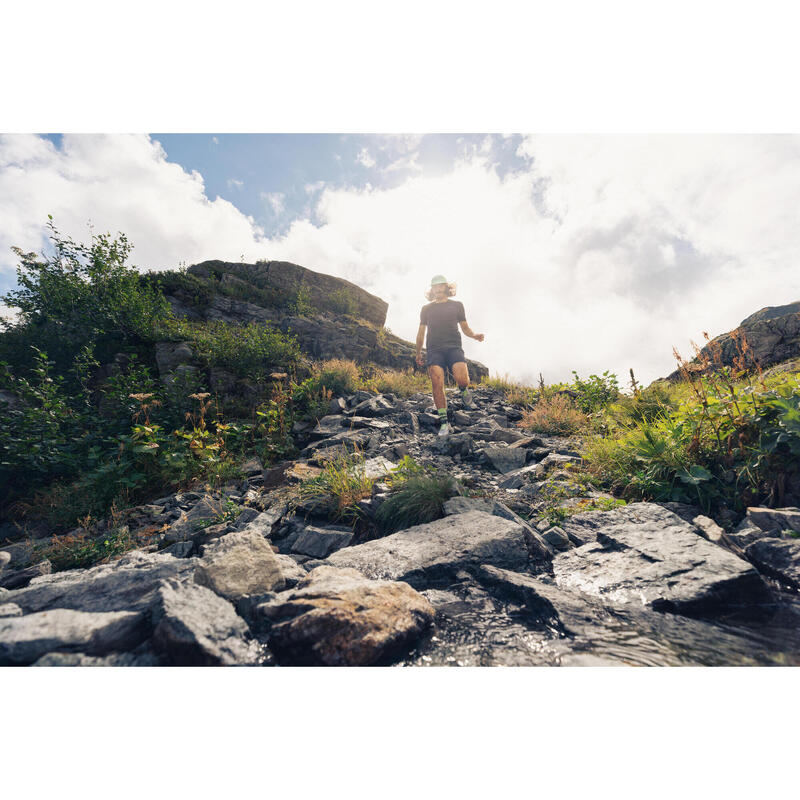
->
[426,346,466,370]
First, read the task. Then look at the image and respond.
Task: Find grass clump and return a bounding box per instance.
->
[518,394,590,436]
[374,456,458,534]
[291,447,376,526]
[361,366,430,397]
[480,373,538,407]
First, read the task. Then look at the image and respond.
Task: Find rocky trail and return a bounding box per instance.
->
[3,385,800,667]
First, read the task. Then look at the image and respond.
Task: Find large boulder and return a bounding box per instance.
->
[324,510,539,588]
[194,529,286,600]
[551,503,772,615]
[151,579,259,666]
[1,551,197,615]
[259,566,435,666]
[0,608,147,666]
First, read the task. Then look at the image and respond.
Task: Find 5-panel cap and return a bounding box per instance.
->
[430,275,448,285]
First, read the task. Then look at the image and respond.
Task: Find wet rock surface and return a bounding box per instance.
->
[4,385,800,667]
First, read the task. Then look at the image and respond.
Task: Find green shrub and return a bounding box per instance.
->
[1,219,173,383]
[568,370,620,413]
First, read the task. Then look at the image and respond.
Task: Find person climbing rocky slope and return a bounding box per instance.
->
[3,384,800,667]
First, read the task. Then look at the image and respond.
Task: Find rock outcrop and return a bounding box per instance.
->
[665,300,800,380]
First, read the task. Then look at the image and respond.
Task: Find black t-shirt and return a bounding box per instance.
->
[420,299,466,350]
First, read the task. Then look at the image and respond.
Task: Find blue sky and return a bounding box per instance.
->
[3,133,800,386]
[38,134,529,236]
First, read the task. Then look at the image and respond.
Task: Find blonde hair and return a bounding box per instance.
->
[424,282,457,301]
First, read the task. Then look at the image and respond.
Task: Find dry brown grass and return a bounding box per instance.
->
[518,394,589,435]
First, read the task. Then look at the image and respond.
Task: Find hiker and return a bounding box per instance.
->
[416,274,485,436]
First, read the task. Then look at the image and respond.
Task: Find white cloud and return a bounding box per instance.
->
[212,136,219,145]
[356,148,376,168]
[227,178,244,189]
[3,134,799,388]
[0,134,267,282]
[261,191,286,216]
[261,137,800,385]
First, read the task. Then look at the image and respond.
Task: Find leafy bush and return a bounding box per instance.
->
[327,288,358,317]
[157,317,301,382]
[568,370,620,413]
[1,219,172,383]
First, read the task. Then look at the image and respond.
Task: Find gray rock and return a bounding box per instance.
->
[482,447,527,474]
[259,565,435,666]
[163,541,194,558]
[152,579,259,666]
[324,510,540,588]
[745,538,800,589]
[290,526,354,559]
[746,507,800,533]
[0,608,147,666]
[540,526,572,551]
[195,529,286,600]
[329,397,348,414]
[2,550,197,615]
[0,551,10,573]
[433,432,474,457]
[0,603,23,617]
[232,507,260,529]
[498,474,524,490]
[0,559,52,590]
[692,515,725,543]
[442,497,553,561]
[274,554,308,587]
[551,503,772,615]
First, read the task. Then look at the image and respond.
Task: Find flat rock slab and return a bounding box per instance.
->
[481,447,527,474]
[324,510,535,588]
[291,526,354,559]
[2,551,198,615]
[152,579,259,666]
[0,608,147,666]
[551,503,772,616]
[745,538,800,589]
[195,529,286,600]
[259,565,434,666]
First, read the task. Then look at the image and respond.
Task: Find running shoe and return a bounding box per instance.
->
[438,422,452,437]
[461,388,475,408]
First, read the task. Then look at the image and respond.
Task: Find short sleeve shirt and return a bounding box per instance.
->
[420,300,466,350]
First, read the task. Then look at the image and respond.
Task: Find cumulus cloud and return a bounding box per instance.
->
[3,133,799,387]
[262,136,800,385]
[0,134,267,283]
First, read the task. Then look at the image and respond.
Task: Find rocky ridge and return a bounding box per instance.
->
[3,385,800,667]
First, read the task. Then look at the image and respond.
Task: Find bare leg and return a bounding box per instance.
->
[428,365,446,409]
[452,362,470,390]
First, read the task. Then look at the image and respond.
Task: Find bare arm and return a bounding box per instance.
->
[459,320,484,341]
[416,324,426,365]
